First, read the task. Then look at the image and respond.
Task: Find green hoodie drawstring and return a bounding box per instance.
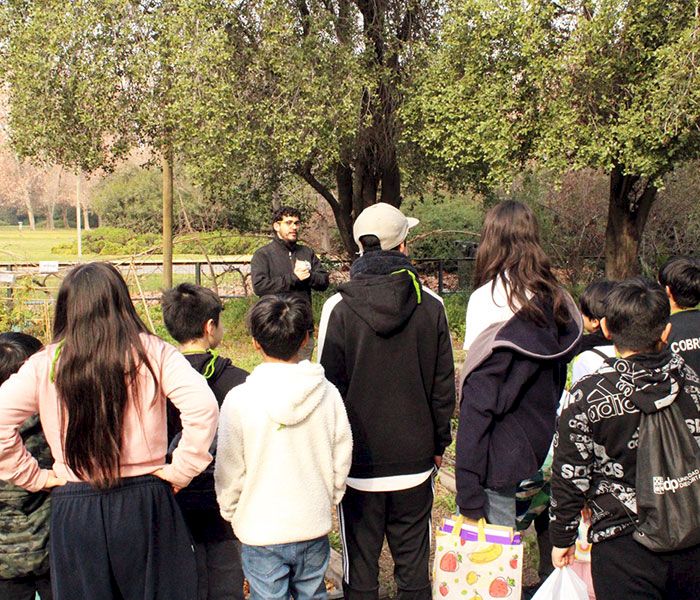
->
[181,348,219,380]
[391,269,422,304]
[49,340,64,383]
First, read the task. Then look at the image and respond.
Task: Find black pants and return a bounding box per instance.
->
[338,476,434,600]
[50,475,197,600]
[591,533,700,600]
[533,508,553,582]
[0,573,52,600]
[194,539,244,600]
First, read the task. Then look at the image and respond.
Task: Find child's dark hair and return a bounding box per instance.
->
[162,283,223,343]
[247,295,312,360]
[604,278,670,353]
[0,332,42,384]
[579,280,615,320]
[658,256,700,309]
[272,206,302,225]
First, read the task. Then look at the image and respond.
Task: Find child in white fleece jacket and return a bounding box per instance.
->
[215,295,352,600]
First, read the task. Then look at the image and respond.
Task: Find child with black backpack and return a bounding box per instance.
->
[162,283,248,600]
[549,278,700,600]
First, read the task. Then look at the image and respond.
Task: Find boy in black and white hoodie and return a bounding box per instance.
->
[550,278,700,600]
[215,295,352,600]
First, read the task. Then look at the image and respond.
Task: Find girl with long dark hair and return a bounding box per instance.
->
[455,201,582,527]
[0,262,219,599]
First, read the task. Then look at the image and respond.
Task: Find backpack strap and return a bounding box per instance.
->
[588,347,610,360]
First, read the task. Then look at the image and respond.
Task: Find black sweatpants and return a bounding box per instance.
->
[591,533,700,600]
[50,475,197,600]
[0,573,52,600]
[337,476,434,600]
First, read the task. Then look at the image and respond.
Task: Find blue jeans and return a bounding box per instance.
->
[484,486,517,527]
[241,536,329,600]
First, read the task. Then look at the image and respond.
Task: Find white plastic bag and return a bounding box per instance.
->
[531,566,589,600]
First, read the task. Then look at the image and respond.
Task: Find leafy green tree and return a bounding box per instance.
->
[406,0,700,278]
[2,0,182,283]
[167,0,439,255]
[90,164,265,233]
[3,0,441,257]
[91,168,165,232]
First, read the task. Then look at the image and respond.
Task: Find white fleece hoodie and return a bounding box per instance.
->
[214,360,352,546]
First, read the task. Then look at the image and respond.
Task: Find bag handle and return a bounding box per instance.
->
[477,518,487,542]
[450,516,495,542]
[452,515,464,537]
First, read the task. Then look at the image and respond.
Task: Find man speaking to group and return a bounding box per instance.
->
[251,206,329,360]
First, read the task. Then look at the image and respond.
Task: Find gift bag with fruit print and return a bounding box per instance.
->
[432,517,523,600]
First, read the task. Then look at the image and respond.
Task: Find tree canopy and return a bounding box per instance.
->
[2,0,441,255]
[405,0,700,277]
[2,0,699,269]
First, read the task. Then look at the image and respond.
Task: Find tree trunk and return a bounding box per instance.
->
[162,148,174,289]
[23,193,36,230]
[82,204,91,230]
[380,152,401,207]
[290,0,410,255]
[45,200,55,230]
[294,161,358,256]
[335,163,359,256]
[45,169,61,231]
[61,205,69,228]
[604,164,657,279]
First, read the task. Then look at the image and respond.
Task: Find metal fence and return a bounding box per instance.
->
[0,257,476,337]
[0,256,476,298]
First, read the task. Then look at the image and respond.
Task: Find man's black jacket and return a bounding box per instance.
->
[251,236,329,305]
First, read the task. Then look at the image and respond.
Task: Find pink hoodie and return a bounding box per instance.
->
[0,334,218,492]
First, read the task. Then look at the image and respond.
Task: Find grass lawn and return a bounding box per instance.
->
[0,227,86,262]
[0,226,243,264]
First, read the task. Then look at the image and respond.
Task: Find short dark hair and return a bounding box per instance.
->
[579,279,615,320]
[658,256,700,309]
[247,295,312,360]
[604,278,670,353]
[162,283,223,343]
[358,234,402,253]
[0,332,42,384]
[272,206,302,225]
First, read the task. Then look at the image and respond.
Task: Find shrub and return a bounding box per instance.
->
[443,293,467,342]
[176,231,267,256]
[51,228,160,256]
[402,192,483,260]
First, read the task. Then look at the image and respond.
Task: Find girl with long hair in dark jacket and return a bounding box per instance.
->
[456,201,581,528]
[0,262,219,600]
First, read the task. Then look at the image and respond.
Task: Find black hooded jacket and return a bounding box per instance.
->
[550,350,700,547]
[318,250,455,479]
[456,293,582,518]
[167,352,247,542]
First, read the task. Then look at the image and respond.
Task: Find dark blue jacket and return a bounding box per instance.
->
[456,294,581,518]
